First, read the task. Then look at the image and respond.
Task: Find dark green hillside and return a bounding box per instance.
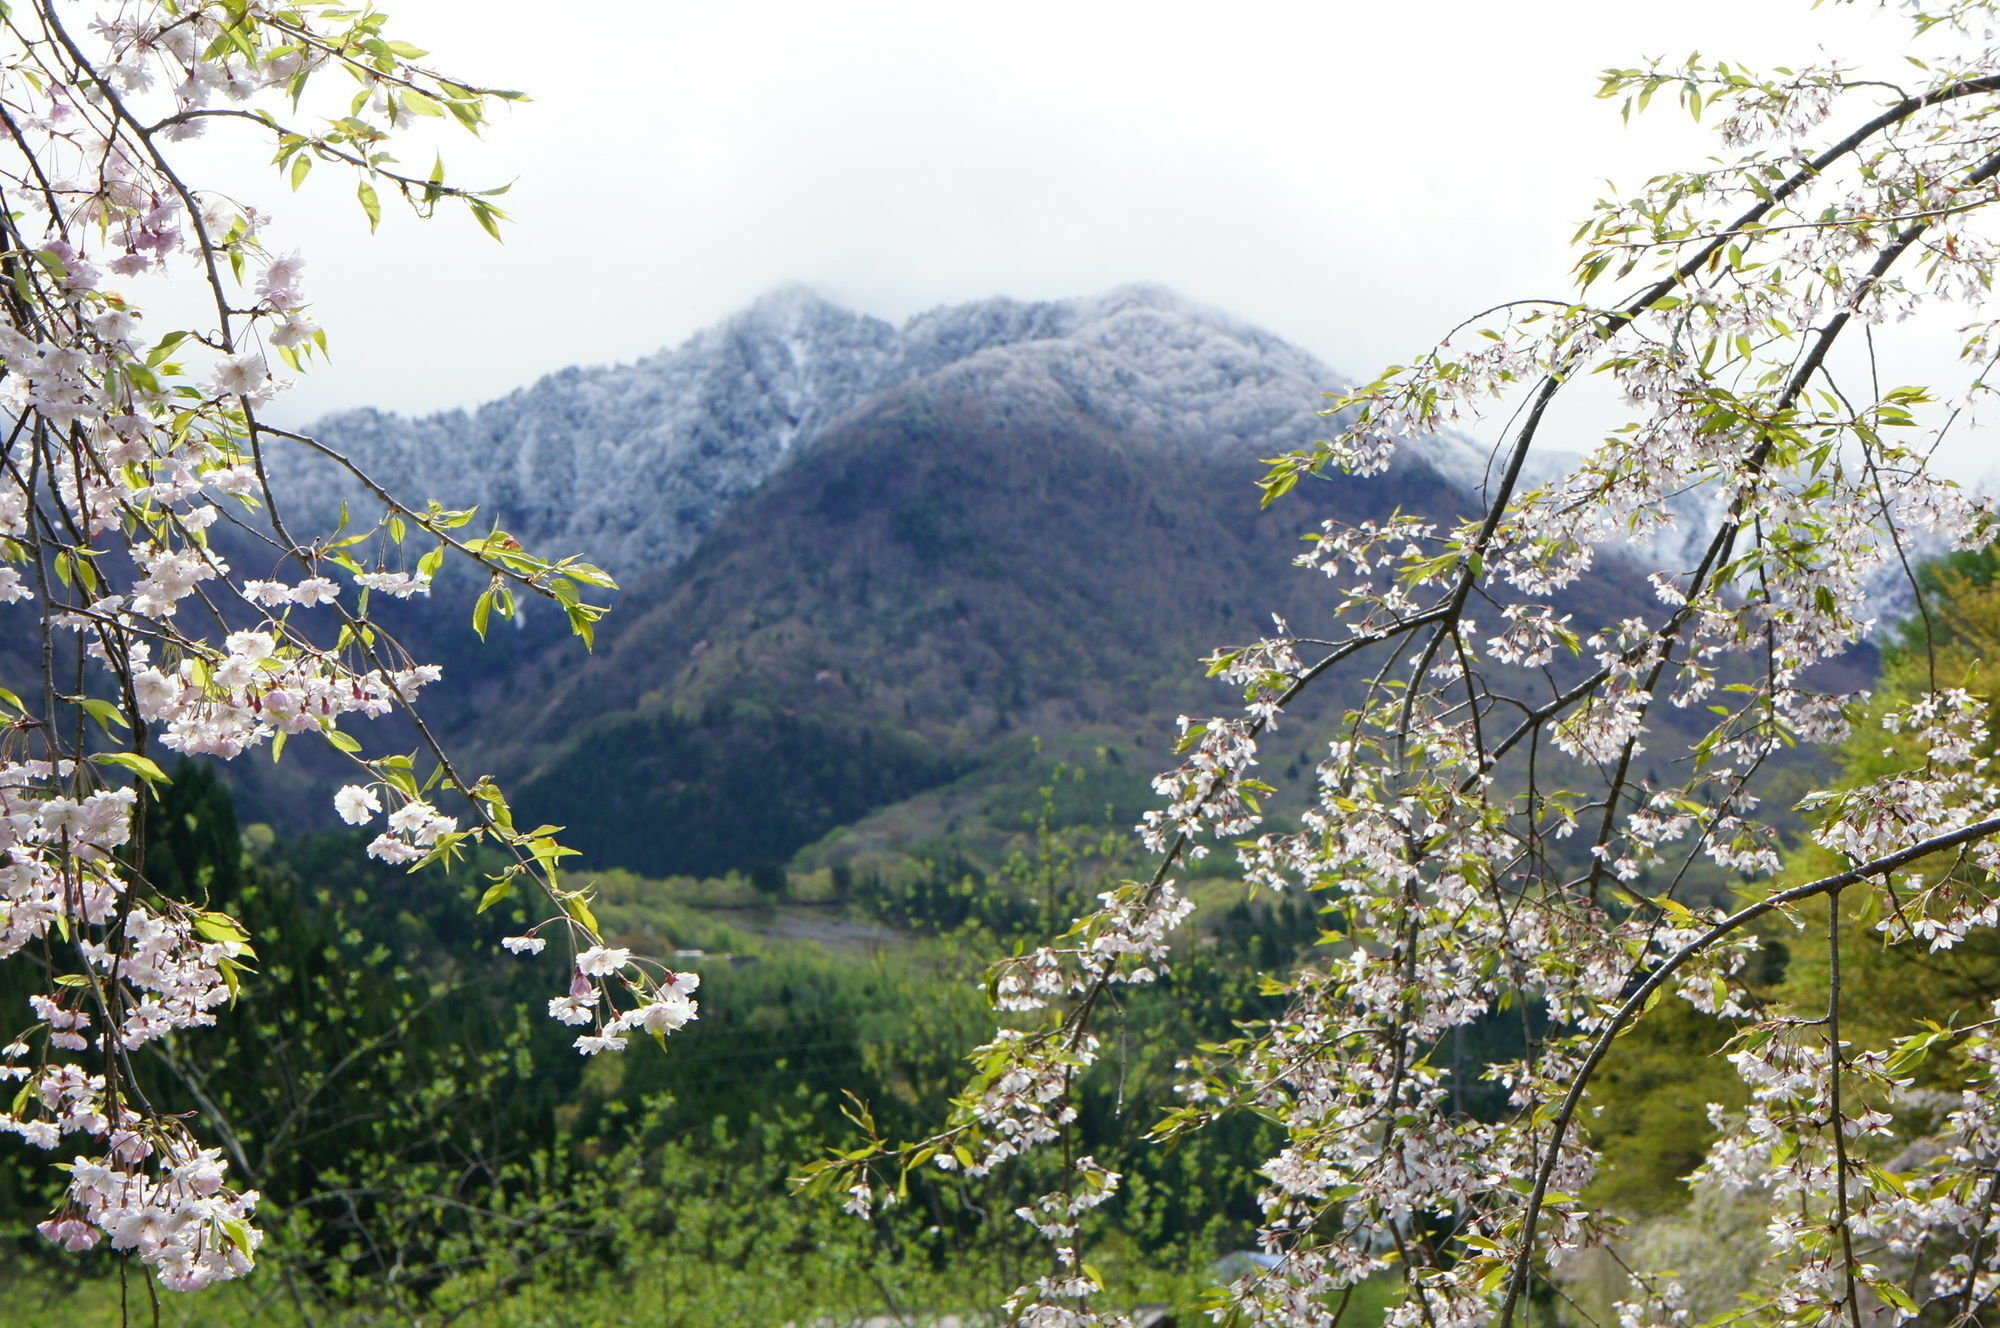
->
[522,705,961,879]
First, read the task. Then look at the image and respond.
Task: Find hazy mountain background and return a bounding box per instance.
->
[249,285,1837,882]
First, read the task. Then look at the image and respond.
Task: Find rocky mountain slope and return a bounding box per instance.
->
[256,286,1827,880]
[474,348,1484,877]
[281,284,1504,582]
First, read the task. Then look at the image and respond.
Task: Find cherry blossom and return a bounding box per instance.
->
[0,0,670,1290]
[806,10,2000,1328]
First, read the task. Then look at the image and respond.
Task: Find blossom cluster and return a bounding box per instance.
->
[839,12,2000,1328]
[0,0,634,1290]
[3,1056,261,1291]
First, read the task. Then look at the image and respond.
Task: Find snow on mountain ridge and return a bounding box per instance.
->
[277,284,1489,580]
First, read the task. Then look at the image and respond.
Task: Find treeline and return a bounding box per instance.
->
[516,702,963,879]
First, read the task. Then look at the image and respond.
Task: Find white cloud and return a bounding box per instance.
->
[206,0,1982,473]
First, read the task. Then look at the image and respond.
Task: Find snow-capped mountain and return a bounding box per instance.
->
[239,284,1914,874]
[279,284,1501,581]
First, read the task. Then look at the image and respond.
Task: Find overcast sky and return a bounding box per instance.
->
[210,0,1990,472]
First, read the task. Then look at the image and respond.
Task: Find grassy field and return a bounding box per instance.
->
[7,1243,1270,1328]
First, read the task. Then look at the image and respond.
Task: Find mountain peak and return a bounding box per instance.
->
[730,283,866,333]
[1071,281,1218,325]
[282,286,1471,581]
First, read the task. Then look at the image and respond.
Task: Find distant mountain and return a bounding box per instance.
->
[280,285,1505,582]
[471,342,1486,877]
[257,287,1796,880]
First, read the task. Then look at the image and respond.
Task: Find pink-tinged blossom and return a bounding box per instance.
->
[255,254,304,309]
[37,1216,98,1251]
[268,311,319,348]
[611,994,697,1036]
[354,570,430,597]
[91,310,135,343]
[547,975,597,1026]
[207,466,259,497]
[365,834,422,865]
[222,630,275,661]
[385,799,454,846]
[286,576,338,606]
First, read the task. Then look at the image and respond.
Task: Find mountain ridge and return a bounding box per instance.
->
[278,284,1505,584]
[432,325,1517,879]
[248,285,1848,881]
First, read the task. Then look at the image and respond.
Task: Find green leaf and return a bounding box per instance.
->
[1258,467,1299,509]
[470,201,503,241]
[78,697,130,733]
[193,910,253,950]
[566,602,597,650]
[92,751,169,785]
[1865,1163,1913,1201]
[528,836,581,866]
[146,330,191,366]
[357,179,382,232]
[477,878,515,913]
[1875,1283,1918,1314]
[290,152,312,190]
[221,21,256,61]
[563,892,599,935]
